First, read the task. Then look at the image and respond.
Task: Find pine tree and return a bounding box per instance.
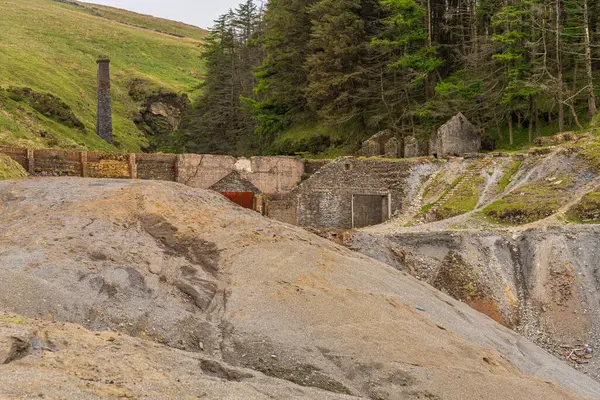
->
[182,4,264,155]
[185,0,600,156]
[371,0,443,138]
[305,0,378,126]
[249,0,316,147]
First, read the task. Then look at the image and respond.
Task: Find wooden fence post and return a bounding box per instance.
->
[80,152,88,177]
[128,154,137,179]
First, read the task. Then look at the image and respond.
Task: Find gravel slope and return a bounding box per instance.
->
[0,178,598,399]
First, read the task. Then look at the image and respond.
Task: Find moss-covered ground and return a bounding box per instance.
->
[0,155,27,180]
[434,176,484,220]
[566,188,600,223]
[497,160,523,192]
[483,175,574,225]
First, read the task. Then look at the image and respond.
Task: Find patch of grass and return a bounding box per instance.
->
[421,176,464,213]
[483,175,574,225]
[497,160,523,192]
[422,171,444,201]
[0,315,26,325]
[0,0,205,152]
[566,189,600,223]
[490,101,592,151]
[577,141,600,171]
[0,155,27,180]
[434,175,484,219]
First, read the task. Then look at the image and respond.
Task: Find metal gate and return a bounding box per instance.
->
[352,194,389,228]
[221,192,255,210]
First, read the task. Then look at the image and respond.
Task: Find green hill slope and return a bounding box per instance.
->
[0,0,206,152]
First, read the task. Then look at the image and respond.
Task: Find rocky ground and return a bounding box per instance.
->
[348,225,600,381]
[344,142,600,383]
[0,178,599,399]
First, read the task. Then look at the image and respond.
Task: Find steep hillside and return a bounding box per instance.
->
[342,133,600,381]
[78,2,208,40]
[0,178,598,399]
[0,0,205,152]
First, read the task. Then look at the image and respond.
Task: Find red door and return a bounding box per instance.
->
[221,192,255,210]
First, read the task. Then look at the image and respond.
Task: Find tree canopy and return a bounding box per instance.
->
[186,0,600,156]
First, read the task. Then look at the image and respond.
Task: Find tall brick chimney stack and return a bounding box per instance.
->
[96,57,113,143]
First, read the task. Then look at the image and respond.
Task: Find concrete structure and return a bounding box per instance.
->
[96,58,113,143]
[430,113,480,158]
[361,131,428,159]
[384,137,400,158]
[404,136,421,158]
[176,155,305,195]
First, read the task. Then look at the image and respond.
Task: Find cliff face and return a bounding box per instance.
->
[0,178,597,399]
[348,226,600,380]
[129,80,191,151]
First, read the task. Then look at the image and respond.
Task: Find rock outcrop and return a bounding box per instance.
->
[0,178,598,399]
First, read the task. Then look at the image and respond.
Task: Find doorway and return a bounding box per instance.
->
[352,194,390,228]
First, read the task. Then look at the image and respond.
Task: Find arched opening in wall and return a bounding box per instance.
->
[351,194,391,228]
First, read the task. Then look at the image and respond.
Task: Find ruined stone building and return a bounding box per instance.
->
[264,157,437,229]
[360,114,481,159]
[360,130,399,158]
[429,113,480,157]
[1,145,444,230]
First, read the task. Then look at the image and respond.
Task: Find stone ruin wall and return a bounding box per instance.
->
[0,147,439,229]
[0,147,305,195]
[264,157,439,229]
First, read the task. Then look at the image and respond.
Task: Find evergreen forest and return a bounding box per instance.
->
[182,0,600,156]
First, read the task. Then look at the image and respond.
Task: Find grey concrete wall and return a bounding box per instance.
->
[176,154,237,188]
[244,157,305,194]
[176,154,304,195]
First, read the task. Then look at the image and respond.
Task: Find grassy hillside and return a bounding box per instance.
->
[0,155,27,180]
[82,2,208,40]
[0,0,206,152]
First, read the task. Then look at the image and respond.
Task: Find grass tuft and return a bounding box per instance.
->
[0,155,27,180]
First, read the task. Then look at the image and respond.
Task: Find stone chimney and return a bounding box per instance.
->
[96,57,113,143]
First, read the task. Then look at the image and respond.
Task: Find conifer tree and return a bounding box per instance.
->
[305,0,375,126]
[182,3,264,155]
[249,0,316,147]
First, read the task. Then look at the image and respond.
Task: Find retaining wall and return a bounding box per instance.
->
[0,147,306,195]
